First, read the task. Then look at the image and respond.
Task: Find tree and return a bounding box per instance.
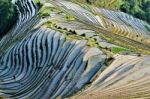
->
[120,0,150,24]
[0,0,18,38]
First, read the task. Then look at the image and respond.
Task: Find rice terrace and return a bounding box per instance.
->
[0,0,150,98]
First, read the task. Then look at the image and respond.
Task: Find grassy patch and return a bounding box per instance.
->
[38,6,51,16]
[111,47,129,54]
[33,0,43,9]
[34,0,40,4]
[64,14,75,21]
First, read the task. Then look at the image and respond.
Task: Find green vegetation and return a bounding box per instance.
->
[39,6,51,16]
[64,14,75,21]
[34,0,42,9]
[38,3,62,17]
[34,0,40,4]
[0,0,18,38]
[111,47,129,54]
[120,0,150,24]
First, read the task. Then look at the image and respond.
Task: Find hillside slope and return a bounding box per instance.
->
[0,0,150,98]
[70,0,150,24]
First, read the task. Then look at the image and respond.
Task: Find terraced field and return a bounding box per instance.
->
[0,0,150,99]
[51,1,150,53]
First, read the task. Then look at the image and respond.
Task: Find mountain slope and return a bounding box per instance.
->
[70,0,150,24]
[0,0,150,98]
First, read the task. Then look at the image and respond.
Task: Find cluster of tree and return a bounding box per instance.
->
[120,0,150,24]
[0,0,18,38]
